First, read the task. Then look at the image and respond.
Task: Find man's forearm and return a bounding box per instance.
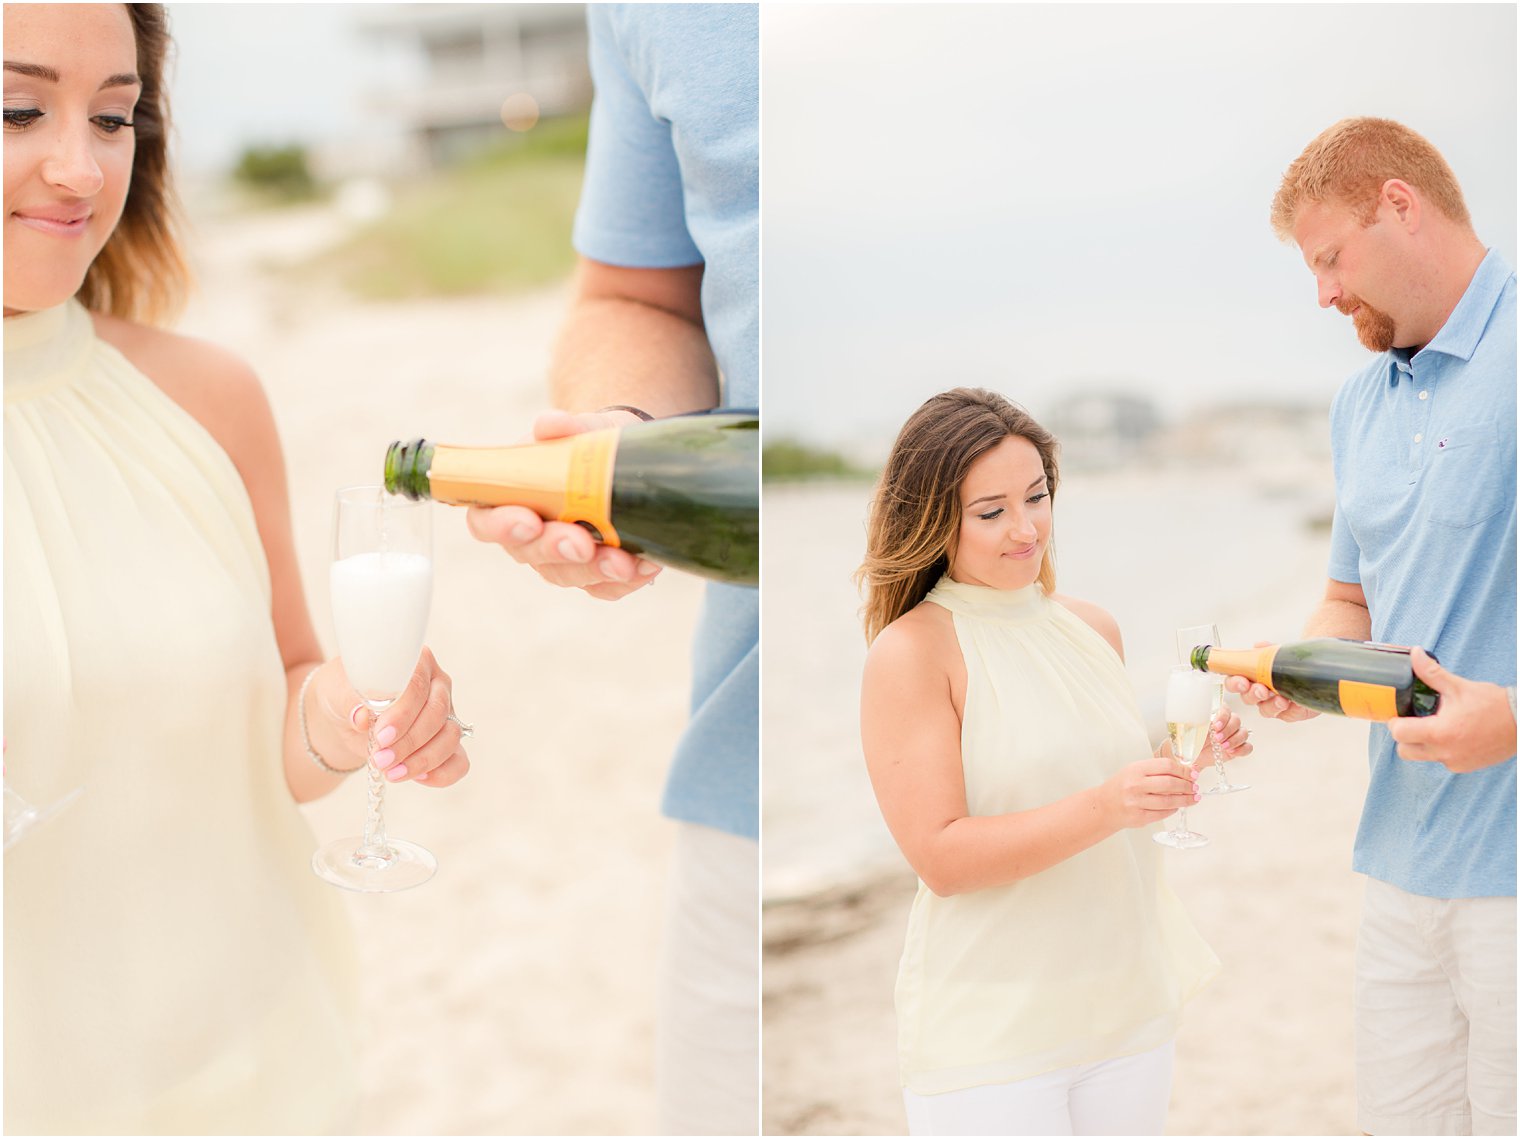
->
[549,296,721,418]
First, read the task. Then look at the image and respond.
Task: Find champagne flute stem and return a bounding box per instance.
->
[358,718,390,860]
[1211,738,1228,785]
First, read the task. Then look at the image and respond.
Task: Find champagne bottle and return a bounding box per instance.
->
[1190,638,1439,721]
[384,409,758,585]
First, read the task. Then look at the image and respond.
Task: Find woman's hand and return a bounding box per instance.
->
[1210,707,1253,760]
[1100,753,1198,829]
[348,647,471,788]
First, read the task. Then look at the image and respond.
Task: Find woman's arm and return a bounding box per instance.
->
[93,317,468,802]
[861,606,1195,897]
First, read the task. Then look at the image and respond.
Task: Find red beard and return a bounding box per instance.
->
[1339,297,1398,353]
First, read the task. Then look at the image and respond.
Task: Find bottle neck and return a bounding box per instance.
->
[1197,645,1278,688]
[426,428,624,545]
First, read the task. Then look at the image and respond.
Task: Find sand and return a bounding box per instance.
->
[177,196,704,1135]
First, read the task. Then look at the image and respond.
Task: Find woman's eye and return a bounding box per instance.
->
[3,108,43,130]
[976,508,1004,522]
[1027,492,1050,506]
[92,115,134,135]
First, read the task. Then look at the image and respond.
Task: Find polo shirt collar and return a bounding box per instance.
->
[1397,247,1515,373]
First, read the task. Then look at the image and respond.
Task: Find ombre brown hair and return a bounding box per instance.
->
[856,388,1060,643]
[1270,117,1471,241]
[76,3,191,325]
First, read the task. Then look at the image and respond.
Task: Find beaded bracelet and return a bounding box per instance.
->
[298,666,364,776]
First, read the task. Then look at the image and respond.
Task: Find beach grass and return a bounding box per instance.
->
[302,114,588,301]
[763,439,876,483]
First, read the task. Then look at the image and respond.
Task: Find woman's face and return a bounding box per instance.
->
[948,434,1052,591]
[3,3,139,316]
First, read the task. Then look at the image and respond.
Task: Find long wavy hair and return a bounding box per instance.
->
[76,4,191,325]
[856,388,1060,643]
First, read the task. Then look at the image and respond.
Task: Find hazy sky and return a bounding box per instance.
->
[158,3,1516,452]
[165,4,417,176]
[761,3,1518,449]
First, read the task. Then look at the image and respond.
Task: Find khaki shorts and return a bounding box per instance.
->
[654,821,759,1136]
[1355,877,1516,1136]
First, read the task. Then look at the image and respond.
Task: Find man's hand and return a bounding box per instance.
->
[1386,647,1517,772]
[465,408,663,601]
[1222,641,1322,723]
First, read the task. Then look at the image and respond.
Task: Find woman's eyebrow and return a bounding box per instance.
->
[3,61,61,81]
[3,61,142,90]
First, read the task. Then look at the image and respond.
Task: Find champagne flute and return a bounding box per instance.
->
[312,486,436,892]
[1177,623,1250,795]
[1155,666,1214,850]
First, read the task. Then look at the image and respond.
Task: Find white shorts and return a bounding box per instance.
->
[654,821,759,1136]
[1355,877,1517,1136]
[901,1040,1175,1136]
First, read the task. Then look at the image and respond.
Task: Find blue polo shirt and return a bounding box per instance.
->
[573,4,758,841]
[1327,248,1516,898]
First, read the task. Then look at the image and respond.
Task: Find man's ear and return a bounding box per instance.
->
[1380,178,1421,232]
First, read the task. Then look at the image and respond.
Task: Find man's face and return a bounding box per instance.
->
[1291,197,1405,353]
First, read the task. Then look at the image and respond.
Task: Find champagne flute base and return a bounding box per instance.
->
[1203,780,1251,796]
[312,837,437,893]
[1153,827,1210,849]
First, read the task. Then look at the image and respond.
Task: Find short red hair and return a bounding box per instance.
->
[1270,117,1470,240]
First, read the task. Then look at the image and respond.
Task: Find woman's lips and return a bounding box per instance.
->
[11,211,91,237]
[1004,543,1038,560]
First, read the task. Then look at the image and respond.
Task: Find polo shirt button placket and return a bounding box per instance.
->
[1398,360,1424,478]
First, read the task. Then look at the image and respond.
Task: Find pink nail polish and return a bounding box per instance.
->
[376,725,398,747]
[385,764,407,782]
[372,748,395,767]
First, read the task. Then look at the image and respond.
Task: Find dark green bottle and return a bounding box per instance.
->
[385,410,757,586]
[1191,638,1439,721]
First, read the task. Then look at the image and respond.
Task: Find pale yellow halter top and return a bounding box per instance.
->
[4,301,358,1134]
[895,577,1219,1095]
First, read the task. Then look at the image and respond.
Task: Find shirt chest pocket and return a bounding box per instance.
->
[1422,421,1509,529]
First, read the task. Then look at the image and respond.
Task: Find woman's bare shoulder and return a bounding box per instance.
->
[89,312,275,470]
[865,598,958,677]
[1049,591,1125,660]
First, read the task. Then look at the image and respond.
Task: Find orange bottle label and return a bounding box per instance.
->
[563,431,620,547]
[1338,680,1398,721]
[1249,647,1277,689]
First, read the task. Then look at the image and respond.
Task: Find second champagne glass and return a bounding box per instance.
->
[1155,666,1214,850]
[1177,623,1250,796]
[312,486,436,893]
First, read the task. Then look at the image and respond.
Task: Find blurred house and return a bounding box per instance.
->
[1046,390,1163,471]
[1170,401,1333,463]
[359,3,592,169]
